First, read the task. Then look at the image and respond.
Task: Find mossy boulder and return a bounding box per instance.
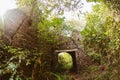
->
[58,52,73,70]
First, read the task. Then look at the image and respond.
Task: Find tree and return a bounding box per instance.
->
[0,0,84,79]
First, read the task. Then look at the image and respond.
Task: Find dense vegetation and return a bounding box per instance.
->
[0,0,120,80]
[81,3,120,79]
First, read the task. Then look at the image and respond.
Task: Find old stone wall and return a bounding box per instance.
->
[55,31,84,72]
[2,9,38,49]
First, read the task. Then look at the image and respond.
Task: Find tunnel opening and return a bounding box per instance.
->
[55,49,77,73]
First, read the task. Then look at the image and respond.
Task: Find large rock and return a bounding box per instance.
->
[58,52,73,70]
[2,9,38,49]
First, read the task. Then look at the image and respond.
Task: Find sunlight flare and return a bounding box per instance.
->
[0,0,16,17]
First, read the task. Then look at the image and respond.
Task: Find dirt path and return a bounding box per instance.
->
[68,73,81,80]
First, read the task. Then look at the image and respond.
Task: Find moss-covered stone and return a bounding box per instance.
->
[58,52,73,70]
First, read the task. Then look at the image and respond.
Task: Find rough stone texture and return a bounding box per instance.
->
[2,8,84,75]
[1,9,40,79]
[55,31,84,72]
[3,9,38,49]
[3,9,26,38]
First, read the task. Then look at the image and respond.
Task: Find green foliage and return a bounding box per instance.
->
[16,0,79,50]
[0,42,42,79]
[17,0,82,15]
[51,73,73,80]
[0,0,81,79]
[4,0,120,79]
[87,0,120,12]
[81,4,110,55]
[87,51,102,63]
[81,3,120,80]
[37,17,65,48]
